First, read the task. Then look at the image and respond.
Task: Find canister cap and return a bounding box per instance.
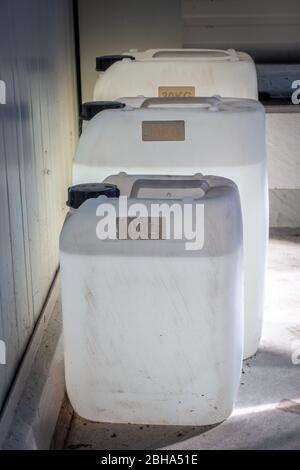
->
[67,183,120,209]
[96,55,135,71]
[80,101,125,121]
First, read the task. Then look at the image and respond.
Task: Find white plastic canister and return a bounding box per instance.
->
[73,96,268,359]
[60,174,243,425]
[94,48,258,100]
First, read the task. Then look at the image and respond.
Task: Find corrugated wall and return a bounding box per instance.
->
[0,0,78,411]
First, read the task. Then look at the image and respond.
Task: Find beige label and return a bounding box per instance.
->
[158,86,195,97]
[142,121,185,142]
[117,217,166,240]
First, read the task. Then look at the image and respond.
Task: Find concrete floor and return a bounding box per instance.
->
[53,232,300,450]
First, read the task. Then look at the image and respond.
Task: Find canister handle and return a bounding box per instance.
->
[152,49,239,61]
[130,179,210,198]
[141,96,221,110]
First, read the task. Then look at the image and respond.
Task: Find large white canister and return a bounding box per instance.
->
[94,49,258,101]
[60,174,243,425]
[73,96,268,359]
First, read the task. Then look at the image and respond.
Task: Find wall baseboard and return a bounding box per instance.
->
[0,274,65,449]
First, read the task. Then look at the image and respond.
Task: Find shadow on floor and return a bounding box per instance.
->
[51,234,300,450]
[52,349,298,450]
[67,418,217,451]
[53,398,218,450]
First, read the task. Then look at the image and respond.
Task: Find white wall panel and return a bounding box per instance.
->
[0,0,78,411]
[78,0,182,102]
[267,114,300,190]
[182,0,300,61]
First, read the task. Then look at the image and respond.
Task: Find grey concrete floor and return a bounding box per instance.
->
[53,233,300,450]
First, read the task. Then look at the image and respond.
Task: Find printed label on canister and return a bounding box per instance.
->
[117,217,166,240]
[142,121,185,141]
[158,86,195,97]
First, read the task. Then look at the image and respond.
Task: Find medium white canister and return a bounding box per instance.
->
[93,48,258,101]
[73,96,268,359]
[60,174,243,425]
